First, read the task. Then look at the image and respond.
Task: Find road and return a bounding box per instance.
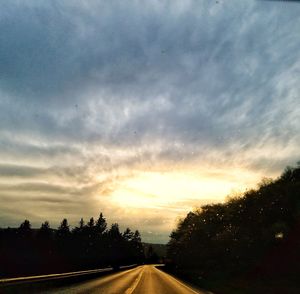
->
[41,265,208,294]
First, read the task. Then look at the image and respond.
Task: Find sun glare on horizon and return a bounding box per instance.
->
[108,168,262,212]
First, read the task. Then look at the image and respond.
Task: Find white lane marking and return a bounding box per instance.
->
[153,266,203,294]
[125,267,144,294]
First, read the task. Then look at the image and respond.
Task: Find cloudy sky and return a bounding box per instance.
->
[0,0,299,243]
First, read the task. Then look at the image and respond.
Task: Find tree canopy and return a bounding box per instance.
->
[0,213,144,278]
[167,163,300,280]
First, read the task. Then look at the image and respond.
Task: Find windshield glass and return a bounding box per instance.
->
[0,1,299,293]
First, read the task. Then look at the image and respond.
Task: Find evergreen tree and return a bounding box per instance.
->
[88,217,95,228]
[96,213,107,235]
[56,218,70,239]
[123,228,134,241]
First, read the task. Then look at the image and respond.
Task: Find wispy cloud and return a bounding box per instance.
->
[0,0,299,242]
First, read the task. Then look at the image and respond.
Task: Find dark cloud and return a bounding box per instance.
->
[0,163,43,178]
[0,182,80,195]
[0,194,75,204]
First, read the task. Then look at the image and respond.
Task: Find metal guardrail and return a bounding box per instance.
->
[0,264,138,285]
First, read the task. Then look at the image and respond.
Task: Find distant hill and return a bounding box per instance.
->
[143,243,167,259]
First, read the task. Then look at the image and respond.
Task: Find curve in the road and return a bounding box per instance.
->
[45,265,209,294]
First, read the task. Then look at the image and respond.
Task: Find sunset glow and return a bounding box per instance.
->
[110,169,259,209]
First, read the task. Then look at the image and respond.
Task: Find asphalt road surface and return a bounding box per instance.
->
[42,265,208,294]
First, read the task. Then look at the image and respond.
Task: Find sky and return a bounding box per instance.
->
[0,0,299,243]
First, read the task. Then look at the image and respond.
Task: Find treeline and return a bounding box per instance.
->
[167,163,300,284]
[0,213,144,278]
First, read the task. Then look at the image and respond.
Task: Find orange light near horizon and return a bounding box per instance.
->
[108,168,261,211]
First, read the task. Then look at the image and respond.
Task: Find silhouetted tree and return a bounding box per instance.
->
[132,230,144,263]
[57,219,70,238]
[88,217,95,228]
[18,220,32,238]
[79,218,85,229]
[96,213,107,235]
[123,228,134,241]
[109,223,121,238]
[0,212,145,277]
[37,221,53,248]
[167,162,300,283]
